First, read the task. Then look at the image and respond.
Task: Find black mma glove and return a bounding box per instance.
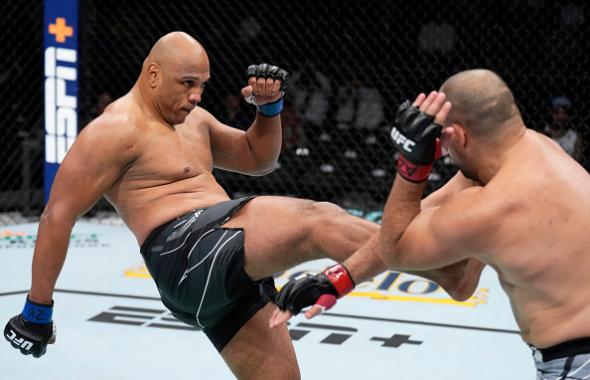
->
[4,296,55,358]
[276,264,355,316]
[245,63,289,117]
[390,100,443,182]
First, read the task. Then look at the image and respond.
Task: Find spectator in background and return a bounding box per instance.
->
[90,91,113,119]
[220,94,250,131]
[280,97,306,152]
[289,62,331,130]
[418,22,456,54]
[543,95,584,163]
[83,91,114,127]
[335,78,384,131]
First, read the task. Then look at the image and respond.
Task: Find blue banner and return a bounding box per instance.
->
[43,0,79,203]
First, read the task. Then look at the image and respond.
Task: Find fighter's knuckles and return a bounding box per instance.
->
[246,63,289,96]
[272,81,281,94]
[241,86,253,98]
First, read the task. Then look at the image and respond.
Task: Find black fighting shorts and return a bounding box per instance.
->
[140,196,277,352]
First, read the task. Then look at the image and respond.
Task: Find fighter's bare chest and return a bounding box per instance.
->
[129,125,213,180]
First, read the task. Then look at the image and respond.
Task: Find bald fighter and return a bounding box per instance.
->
[2,32,477,380]
[272,69,590,379]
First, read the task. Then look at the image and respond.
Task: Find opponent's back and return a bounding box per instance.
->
[484,129,590,347]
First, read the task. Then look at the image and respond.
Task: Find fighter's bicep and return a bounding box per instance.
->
[395,191,488,270]
[421,172,477,210]
[207,115,258,173]
[391,208,462,270]
[209,120,246,161]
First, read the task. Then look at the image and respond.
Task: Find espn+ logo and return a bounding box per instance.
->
[45,47,77,164]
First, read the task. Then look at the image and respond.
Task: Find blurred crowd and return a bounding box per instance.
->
[86,82,588,210]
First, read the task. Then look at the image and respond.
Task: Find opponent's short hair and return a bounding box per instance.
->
[440,69,520,138]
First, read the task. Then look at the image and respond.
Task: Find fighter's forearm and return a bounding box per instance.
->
[343,176,427,283]
[379,175,426,264]
[244,113,282,174]
[343,234,388,284]
[29,212,74,304]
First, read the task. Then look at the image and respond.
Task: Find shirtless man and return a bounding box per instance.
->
[3,32,476,380]
[272,70,590,379]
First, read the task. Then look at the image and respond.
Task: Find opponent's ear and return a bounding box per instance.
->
[147,63,159,88]
[452,123,468,149]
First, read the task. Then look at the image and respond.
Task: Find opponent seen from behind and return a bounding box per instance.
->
[273,70,590,380]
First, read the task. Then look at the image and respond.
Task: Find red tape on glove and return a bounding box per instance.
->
[315,294,337,311]
[396,138,442,183]
[396,156,433,182]
[324,264,355,297]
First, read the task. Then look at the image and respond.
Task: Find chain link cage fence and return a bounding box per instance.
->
[1,1,45,224]
[2,0,589,225]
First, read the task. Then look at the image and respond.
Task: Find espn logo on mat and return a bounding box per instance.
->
[44,46,77,164]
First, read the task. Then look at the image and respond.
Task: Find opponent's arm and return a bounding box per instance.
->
[421,171,477,210]
[209,63,289,175]
[382,186,491,271]
[4,116,138,357]
[335,91,444,277]
[269,92,452,326]
[340,173,479,283]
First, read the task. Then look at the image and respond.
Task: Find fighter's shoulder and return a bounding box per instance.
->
[80,108,141,143]
[462,183,520,216]
[434,184,517,241]
[185,106,223,129]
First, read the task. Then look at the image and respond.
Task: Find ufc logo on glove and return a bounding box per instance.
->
[390,127,416,153]
[5,329,34,351]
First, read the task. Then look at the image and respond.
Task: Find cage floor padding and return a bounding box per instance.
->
[0,222,534,379]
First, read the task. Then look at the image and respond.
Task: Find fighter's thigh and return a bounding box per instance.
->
[220,302,300,380]
[223,196,324,278]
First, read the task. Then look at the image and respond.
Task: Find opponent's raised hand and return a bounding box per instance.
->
[390,91,451,182]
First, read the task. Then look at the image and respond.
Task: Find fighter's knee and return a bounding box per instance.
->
[300,201,344,228]
[307,200,345,216]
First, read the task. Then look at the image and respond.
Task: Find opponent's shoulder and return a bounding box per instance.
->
[432,184,518,247]
[421,171,478,209]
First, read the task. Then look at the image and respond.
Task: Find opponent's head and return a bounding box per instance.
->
[142,31,210,125]
[439,69,524,181]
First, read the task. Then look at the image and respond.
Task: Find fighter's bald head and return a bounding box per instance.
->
[144,31,209,73]
[440,69,520,138]
[138,32,210,126]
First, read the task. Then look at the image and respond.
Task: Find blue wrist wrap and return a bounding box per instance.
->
[22,297,53,324]
[257,97,283,117]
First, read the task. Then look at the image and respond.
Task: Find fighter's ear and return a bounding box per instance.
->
[451,122,468,149]
[442,123,469,147]
[147,63,159,88]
